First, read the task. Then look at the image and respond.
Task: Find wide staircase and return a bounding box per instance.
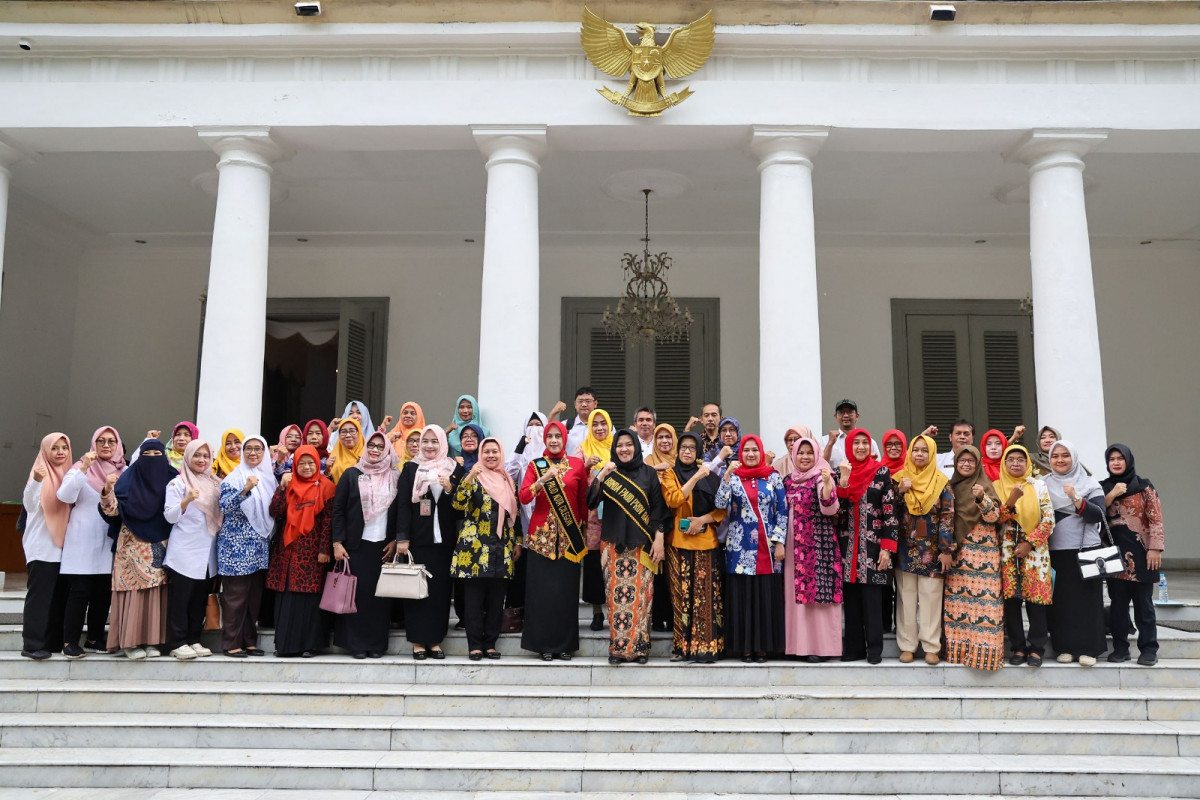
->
[1,593,1199,797]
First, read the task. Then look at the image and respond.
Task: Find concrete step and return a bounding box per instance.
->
[0,794,1193,800]
[1,712,1196,757]
[3,678,1199,721]
[0,748,1198,795]
[0,651,1194,689]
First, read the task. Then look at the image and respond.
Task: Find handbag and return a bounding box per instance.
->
[319,559,358,614]
[1077,517,1124,580]
[501,606,524,633]
[377,550,433,600]
[204,593,222,631]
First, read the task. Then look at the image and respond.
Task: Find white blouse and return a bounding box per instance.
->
[162,478,218,580]
[21,479,63,564]
[56,468,115,576]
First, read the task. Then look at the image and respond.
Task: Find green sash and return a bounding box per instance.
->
[533,458,587,563]
[600,469,660,573]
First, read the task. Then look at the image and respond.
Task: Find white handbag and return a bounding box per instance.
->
[376,550,433,600]
[1077,518,1125,580]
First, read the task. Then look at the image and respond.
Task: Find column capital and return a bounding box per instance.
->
[472,125,548,171]
[1010,129,1109,172]
[750,126,829,170]
[197,126,286,172]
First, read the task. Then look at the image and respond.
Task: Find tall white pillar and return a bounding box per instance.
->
[752,126,829,454]
[195,128,283,440]
[0,140,23,318]
[1015,130,1109,470]
[471,125,547,446]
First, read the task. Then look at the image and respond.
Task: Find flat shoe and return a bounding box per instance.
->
[608,656,622,665]
[741,654,754,663]
[1027,653,1043,668]
[246,648,266,657]
[20,650,52,661]
[804,655,821,664]
[366,651,383,659]
[924,652,940,665]
[223,649,249,658]
[1009,652,1027,666]
[412,650,427,661]
[352,652,367,660]
[1056,653,1074,663]
[754,655,767,664]
[1137,653,1158,667]
[301,650,316,658]
[1078,655,1096,667]
[469,651,483,662]
[541,653,554,662]
[1108,652,1130,663]
[428,648,446,660]
[556,652,572,661]
[635,656,649,664]
[485,650,502,660]
[590,613,604,631]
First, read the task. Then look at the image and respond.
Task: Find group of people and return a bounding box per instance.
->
[18,390,1165,671]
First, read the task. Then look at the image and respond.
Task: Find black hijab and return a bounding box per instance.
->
[112,439,178,543]
[611,429,646,475]
[674,432,719,516]
[1100,444,1152,501]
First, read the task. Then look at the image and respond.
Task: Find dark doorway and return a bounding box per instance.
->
[262,317,340,440]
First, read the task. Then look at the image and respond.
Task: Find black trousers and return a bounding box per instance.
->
[463,577,507,652]
[652,565,673,628]
[1004,598,1049,657]
[505,550,527,609]
[23,561,68,653]
[165,568,209,651]
[1107,579,1158,658]
[63,573,111,647]
[842,582,884,660]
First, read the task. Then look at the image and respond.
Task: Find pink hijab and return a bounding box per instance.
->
[30,432,73,549]
[789,436,831,485]
[411,425,458,501]
[178,439,224,536]
[357,432,399,524]
[77,426,127,494]
[474,437,518,532]
[772,424,816,478]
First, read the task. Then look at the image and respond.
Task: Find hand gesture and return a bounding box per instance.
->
[1006,486,1025,507]
[544,464,560,481]
[820,467,834,489]
[467,463,483,482]
[381,415,394,430]
[599,462,617,479]
[718,446,733,462]
[446,423,458,433]
[270,445,286,463]
[1012,425,1027,441]
[389,431,401,443]
[585,455,601,470]
[725,461,741,480]
[652,462,671,472]
[1112,482,1128,497]
[80,451,97,471]
[764,451,776,465]
[280,473,293,489]
[686,416,700,431]
[897,477,912,494]
[32,467,46,482]
[838,462,852,483]
[104,473,119,493]
[244,475,259,493]
[147,429,161,440]
[329,417,341,432]
[697,465,711,479]
[1064,484,1078,501]
[971,484,985,500]
[1015,541,1032,559]
[185,488,200,503]
[455,456,465,466]
[550,400,568,417]
[438,475,453,492]
[921,425,938,438]
[828,429,841,443]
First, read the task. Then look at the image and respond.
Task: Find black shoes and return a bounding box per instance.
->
[556,652,572,661]
[485,650,502,660]
[428,648,445,660]
[541,653,554,661]
[1108,651,1130,663]
[469,651,484,661]
[63,643,86,660]
[352,652,367,660]
[83,640,106,653]
[590,613,604,631]
[1009,652,1027,666]
[224,649,249,658]
[366,651,383,659]
[867,654,883,665]
[1137,653,1159,667]
[20,650,51,660]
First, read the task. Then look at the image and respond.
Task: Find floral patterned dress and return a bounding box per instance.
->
[450,478,520,580]
[998,477,1054,604]
[897,488,955,578]
[943,494,1004,670]
[836,466,901,586]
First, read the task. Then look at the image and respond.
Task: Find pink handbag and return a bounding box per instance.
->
[319,559,357,614]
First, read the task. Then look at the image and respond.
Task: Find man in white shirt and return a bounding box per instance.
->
[936,419,976,477]
[634,407,656,458]
[821,399,879,469]
[563,386,597,457]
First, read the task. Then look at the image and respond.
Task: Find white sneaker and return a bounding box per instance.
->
[1056,653,1074,663]
[170,645,197,660]
[143,646,162,659]
[189,643,212,658]
[1078,655,1096,667]
[124,647,147,661]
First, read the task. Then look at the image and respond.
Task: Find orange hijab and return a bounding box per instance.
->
[388,402,426,458]
[284,445,336,548]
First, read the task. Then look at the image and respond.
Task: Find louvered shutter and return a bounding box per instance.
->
[906,316,970,453]
[589,327,628,428]
[968,315,1036,440]
[653,338,692,433]
[337,300,375,411]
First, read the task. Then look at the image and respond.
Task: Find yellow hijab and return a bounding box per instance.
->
[994,444,1041,534]
[328,418,364,484]
[212,428,244,477]
[645,423,678,468]
[895,434,949,516]
[580,409,614,467]
[399,428,422,465]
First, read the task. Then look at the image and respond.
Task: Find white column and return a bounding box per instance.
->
[0,140,23,319]
[752,126,829,454]
[471,125,547,446]
[1015,130,1109,470]
[195,128,283,440]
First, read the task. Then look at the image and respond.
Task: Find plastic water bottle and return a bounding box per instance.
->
[1156,572,1169,604]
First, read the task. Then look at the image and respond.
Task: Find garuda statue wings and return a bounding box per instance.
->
[581,7,715,117]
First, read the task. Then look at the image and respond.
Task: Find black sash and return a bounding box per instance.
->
[533,458,587,563]
[600,469,659,573]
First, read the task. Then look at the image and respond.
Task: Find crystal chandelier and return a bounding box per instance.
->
[603,189,693,346]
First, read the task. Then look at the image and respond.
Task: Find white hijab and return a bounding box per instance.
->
[1043,440,1102,511]
[222,435,279,539]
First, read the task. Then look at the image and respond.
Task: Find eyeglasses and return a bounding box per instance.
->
[95,438,117,446]
[365,442,386,452]
[242,446,265,454]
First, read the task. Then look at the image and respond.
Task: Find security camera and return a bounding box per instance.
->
[294,1,321,16]
[18,39,31,51]
[929,5,956,21]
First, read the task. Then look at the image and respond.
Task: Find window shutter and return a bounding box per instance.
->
[589,328,627,428]
[336,300,375,410]
[653,338,692,433]
[913,324,968,453]
[980,330,1023,437]
[343,317,368,402]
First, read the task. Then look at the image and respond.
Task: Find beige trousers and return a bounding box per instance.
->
[895,570,944,654]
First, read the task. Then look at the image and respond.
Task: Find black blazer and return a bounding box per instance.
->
[332,466,397,550]
[390,461,465,548]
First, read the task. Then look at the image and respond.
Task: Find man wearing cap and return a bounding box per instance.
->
[821,399,879,469]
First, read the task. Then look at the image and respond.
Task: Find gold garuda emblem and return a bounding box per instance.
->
[581,6,715,117]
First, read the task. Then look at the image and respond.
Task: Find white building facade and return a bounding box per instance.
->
[0,2,1197,560]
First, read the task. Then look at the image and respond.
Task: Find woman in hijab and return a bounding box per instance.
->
[328,400,377,451]
[211,428,243,479]
[267,445,335,657]
[835,428,900,664]
[716,434,788,663]
[783,436,842,662]
[327,418,364,485]
[387,401,426,458]
[879,429,909,479]
[392,424,463,660]
[271,424,304,479]
[660,431,726,663]
[447,394,489,458]
[167,422,198,471]
[1032,426,1091,479]
[217,436,278,657]
[1045,440,1107,666]
[57,427,125,658]
[331,431,399,659]
[400,429,421,465]
[707,417,741,476]
[772,425,815,480]
[519,420,589,660]
[304,419,331,468]
[163,439,223,660]
[645,423,678,633]
[578,408,614,630]
[942,445,1004,671]
[451,437,521,660]
[102,438,177,659]
[1102,443,1165,666]
[20,432,73,660]
[892,434,953,665]
[456,423,485,470]
[502,411,547,629]
[994,444,1054,667]
[979,429,1009,482]
[587,429,669,664]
